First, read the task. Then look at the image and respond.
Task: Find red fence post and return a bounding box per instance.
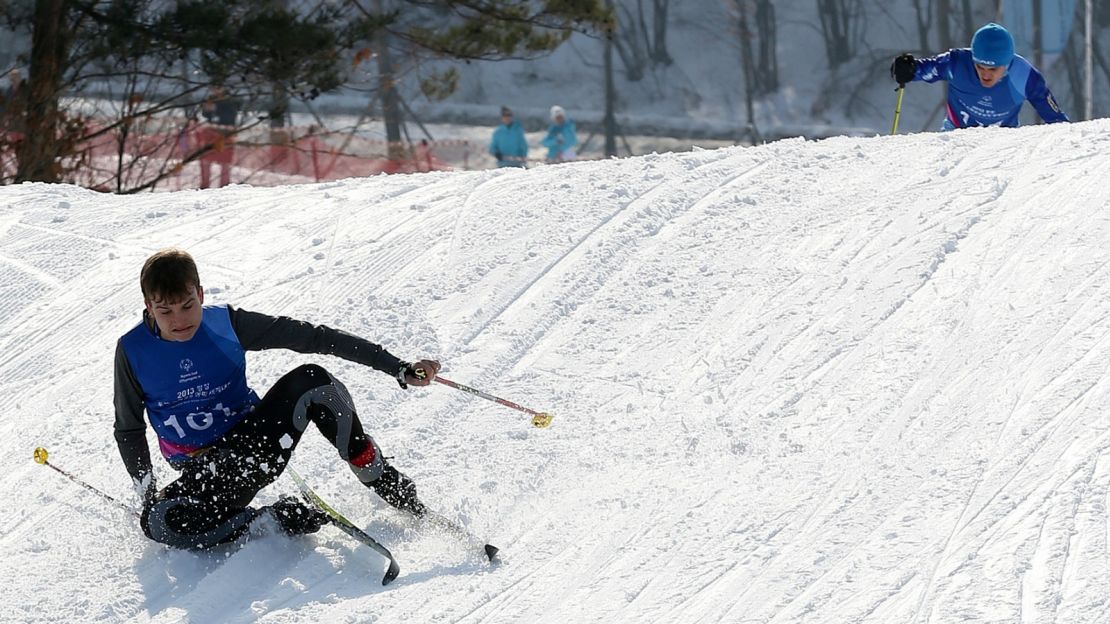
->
[311,138,320,182]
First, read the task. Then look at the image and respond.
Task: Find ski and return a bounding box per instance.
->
[287,467,401,586]
[418,509,500,563]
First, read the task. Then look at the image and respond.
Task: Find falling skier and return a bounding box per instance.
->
[890,22,1069,130]
[113,248,441,549]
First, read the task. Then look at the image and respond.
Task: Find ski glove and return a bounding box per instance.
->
[891,53,916,85]
[396,359,441,389]
[267,496,328,535]
[133,473,156,507]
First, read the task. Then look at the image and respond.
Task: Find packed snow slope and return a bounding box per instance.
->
[2,121,1110,624]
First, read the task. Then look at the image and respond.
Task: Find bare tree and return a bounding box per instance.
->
[647,0,672,66]
[960,0,975,44]
[345,0,612,161]
[726,0,777,95]
[815,0,864,68]
[753,0,777,93]
[936,0,953,49]
[2,0,351,189]
[1033,0,1044,69]
[604,0,617,158]
[1058,0,1105,119]
[910,0,934,51]
[17,0,69,183]
[611,0,673,82]
[1,0,611,190]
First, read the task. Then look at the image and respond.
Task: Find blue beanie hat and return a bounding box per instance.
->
[971,23,1015,67]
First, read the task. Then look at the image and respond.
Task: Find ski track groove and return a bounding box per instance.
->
[885,135,1068,624]
[445,170,520,270]
[1051,459,1097,624]
[909,363,1100,622]
[457,154,759,349]
[312,178,484,305]
[453,543,577,624]
[700,494,836,623]
[748,483,897,623]
[974,413,1110,566]
[756,500,911,624]
[739,197,994,621]
[236,177,460,307]
[0,248,63,288]
[313,204,347,306]
[0,280,134,383]
[996,284,1110,452]
[932,381,1110,621]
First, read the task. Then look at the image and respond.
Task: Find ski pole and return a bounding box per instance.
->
[415,370,554,428]
[33,447,140,518]
[891,84,906,135]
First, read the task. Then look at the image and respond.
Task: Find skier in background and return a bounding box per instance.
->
[197,84,240,188]
[114,248,440,549]
[890,22,1068,130]
[489,105,528,168]
[542,105,578,163]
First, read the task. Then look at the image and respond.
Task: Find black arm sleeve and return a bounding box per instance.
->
[113,340,153,485]
[229,306,407,375]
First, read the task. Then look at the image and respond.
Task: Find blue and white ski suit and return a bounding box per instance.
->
[911,48,1068,129]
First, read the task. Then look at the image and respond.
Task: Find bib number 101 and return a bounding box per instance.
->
[163,403,232,438]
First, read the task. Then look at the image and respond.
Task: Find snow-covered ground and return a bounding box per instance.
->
[1,120,1110,623]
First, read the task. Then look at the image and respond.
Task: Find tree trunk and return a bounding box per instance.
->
[267,0,289,146]
[754,0,777,93]
[960,0,975,44]
[816,0,854,68]
[378,51,404,161]
[737,1,759,142]
[737,0,756,113]
[911,0,933,52]
[376,0,404,161]
[649,0,672,66]
[936,0,952,49]
[1033,0,1044,70]
[612,2,646,81]
[604,5,617,158]
[1085,0,1093,120]
[16,0,67,183]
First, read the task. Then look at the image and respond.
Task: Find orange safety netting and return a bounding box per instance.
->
[1,120,469,192]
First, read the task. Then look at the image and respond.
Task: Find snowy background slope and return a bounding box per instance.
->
[1,121,1110,623]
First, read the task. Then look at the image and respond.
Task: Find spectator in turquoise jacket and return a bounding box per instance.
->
[542,105,577,162]
[489,106,528,168]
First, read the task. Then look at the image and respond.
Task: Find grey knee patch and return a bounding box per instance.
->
[290,369,382,481]
[292,371,359,459]
[145,496,256,550]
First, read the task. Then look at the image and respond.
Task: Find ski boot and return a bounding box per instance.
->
[370,463,427,517]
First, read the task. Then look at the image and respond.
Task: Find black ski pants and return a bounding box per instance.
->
[140,364,385,550]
